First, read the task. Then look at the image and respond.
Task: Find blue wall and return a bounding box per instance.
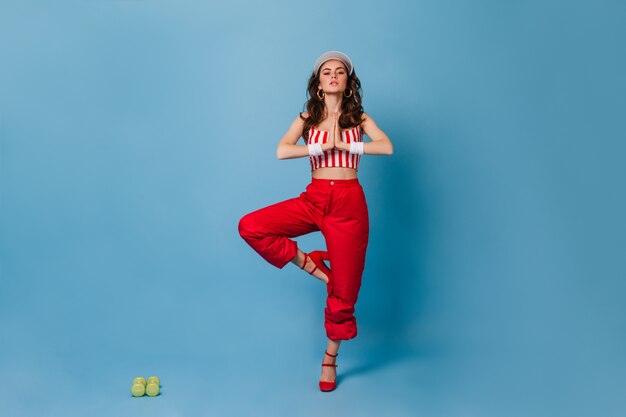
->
[1,1,624,416]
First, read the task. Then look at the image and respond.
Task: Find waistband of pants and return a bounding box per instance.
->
[310,178,361,188]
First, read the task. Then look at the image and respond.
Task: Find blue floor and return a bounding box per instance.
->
[2,263,624,417]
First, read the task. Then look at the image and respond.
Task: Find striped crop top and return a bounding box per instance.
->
[307,126,364,171]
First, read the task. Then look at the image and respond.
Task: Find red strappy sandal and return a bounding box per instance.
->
[319,350,338,392]
[300,250,331,283]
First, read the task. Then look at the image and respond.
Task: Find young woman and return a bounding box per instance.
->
[238,51,393,392]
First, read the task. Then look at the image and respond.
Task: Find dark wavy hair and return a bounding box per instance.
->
[300,67,364,143]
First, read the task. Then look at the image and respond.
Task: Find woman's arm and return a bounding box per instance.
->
[360,113,394,155]
[336,113,393,155]
[276,113,334,160]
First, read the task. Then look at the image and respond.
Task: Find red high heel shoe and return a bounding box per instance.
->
[300,250,331,283]
[319,350,338,392]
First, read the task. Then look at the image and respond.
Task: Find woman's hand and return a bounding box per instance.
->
[333,111,341,145]
[321,112,338,152]
[333,110,349,152]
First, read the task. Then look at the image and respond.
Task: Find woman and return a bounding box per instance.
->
[238,51,393,392]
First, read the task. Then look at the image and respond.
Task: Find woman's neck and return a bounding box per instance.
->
[324,94,343,115]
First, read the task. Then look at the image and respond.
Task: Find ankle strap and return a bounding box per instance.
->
[300,253,309,270]
[325,351,338,357]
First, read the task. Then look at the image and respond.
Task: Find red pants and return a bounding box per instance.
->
[238,178,369,340]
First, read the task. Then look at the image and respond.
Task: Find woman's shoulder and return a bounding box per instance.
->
[296,112,310,131]
[360,112,375,126]
[357,112,370,130]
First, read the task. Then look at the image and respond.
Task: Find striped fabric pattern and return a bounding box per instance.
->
[307,126,363,171]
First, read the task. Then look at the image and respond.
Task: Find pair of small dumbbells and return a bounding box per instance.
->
[131,376,160,397]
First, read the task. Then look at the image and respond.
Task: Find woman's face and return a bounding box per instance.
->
[318,59,348,93]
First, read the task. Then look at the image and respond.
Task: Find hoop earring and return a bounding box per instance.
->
[317,89,325,100]
[343,88,353,98]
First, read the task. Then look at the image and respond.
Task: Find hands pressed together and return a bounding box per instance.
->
[321,110,348,152]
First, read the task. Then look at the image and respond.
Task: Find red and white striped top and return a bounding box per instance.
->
[307,126,364,171]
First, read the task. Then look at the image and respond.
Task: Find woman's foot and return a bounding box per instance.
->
[320,351,338,392]
[293,250,330,283]
[302,256,329,283]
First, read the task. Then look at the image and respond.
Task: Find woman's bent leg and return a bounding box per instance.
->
[238,197,320,268]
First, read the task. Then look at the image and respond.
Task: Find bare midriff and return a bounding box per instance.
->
[312,167,358,180]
